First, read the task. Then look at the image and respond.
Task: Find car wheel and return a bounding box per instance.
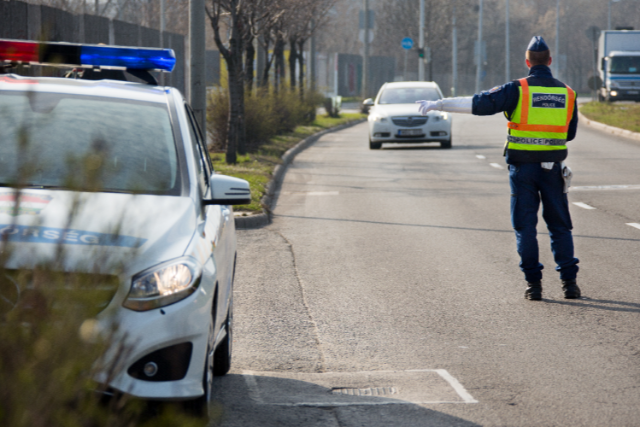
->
[182,306,216,417]
[213,296,232,376]
[369,140,382,149]
[441,138,452,149]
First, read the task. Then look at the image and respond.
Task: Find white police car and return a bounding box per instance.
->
[0,40,249,413]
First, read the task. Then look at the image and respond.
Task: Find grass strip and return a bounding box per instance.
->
[579,101,640,133]
[210,113,366,213]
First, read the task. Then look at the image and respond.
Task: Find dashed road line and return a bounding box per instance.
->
[572,202,596,210]
[626,223,640,230]
[572,184,640,191]
[476,155,486,159]
[489,163,504,169]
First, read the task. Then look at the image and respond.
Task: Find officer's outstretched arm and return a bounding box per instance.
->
[417,97,473,116]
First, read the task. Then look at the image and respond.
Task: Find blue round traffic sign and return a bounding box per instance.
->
[401,37,414,50]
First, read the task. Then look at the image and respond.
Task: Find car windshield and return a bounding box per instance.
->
[0,91,179,195]
[609,56,640,74]
[378,87,440,104]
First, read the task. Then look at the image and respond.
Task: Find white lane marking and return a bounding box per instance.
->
[572,185,640,191]
[434,369,479,404]
[626,223,640,230]
[476,155,486,159]
[282,191,339,196]
[243,373,265,404]
[490,163,504,169]
[572,202,596,210]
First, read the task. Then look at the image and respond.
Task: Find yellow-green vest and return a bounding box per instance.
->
[506,78,575,158]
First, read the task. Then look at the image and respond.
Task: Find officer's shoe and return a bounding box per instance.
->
[562,279,581,299]
[524,281,542,300]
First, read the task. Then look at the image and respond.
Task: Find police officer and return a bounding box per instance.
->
[417,36,580,301]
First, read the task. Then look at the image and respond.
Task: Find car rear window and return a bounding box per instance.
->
[0,91,179,195]
[378,87,441,104]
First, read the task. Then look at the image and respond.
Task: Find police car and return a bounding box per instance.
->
[366,81,452,149]
[0,39,249,413]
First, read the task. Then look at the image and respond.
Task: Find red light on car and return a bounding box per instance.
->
[0,40,39,63]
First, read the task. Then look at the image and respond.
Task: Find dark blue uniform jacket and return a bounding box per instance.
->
[471,65,578,164]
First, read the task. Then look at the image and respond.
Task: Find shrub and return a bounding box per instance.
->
[207,87,325,154]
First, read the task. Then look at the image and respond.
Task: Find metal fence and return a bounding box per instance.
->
[0,0,186,93]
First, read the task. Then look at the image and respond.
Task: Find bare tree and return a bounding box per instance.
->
[207,0,252,163]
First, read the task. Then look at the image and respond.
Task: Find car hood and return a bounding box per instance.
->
[0,189,196,275]
[373,103,436,117]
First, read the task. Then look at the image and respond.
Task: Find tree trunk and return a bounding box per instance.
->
[208,2,246,164]
[274,36,285,92]
[223,21,246,161]
[245,38,255,93]
[288,36,297,89]
[297,39,305,98]
[260,36,273,87]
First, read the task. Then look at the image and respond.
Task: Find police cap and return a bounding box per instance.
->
[527,36,549,52]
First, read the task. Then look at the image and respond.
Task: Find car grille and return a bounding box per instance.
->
[619,81,640,89]
[391,116,428,127]
[0,269,120,318]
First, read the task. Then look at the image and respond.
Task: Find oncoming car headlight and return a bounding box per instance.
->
[370,114,387,122]
[123,257,202,311]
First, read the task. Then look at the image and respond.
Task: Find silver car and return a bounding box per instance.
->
[366,81,453,149]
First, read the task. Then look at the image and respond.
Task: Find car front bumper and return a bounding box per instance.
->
[369,119,452,143]
[95,283,214,400]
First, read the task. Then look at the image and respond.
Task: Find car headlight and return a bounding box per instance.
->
[441,112,449,120]
[370,114,387,122]
[123,257,202,311]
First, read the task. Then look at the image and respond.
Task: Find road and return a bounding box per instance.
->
[210,113,640,426]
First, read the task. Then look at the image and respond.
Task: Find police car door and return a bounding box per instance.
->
[184,105,232,327]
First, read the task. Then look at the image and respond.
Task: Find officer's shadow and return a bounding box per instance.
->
[544,297,640,313]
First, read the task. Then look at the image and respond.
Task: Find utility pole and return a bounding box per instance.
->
[189,0,206,131]
[419,0,425,81]
[475,0,483,93]
[452,6,457,96]
[160,0,165,86]
[505,0,510,82]
[362,0,369,99]
[555,0,560,78]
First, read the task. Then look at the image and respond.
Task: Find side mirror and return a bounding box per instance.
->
[601,57,606,71]
[203,174,251,205]
[361,98,374,114]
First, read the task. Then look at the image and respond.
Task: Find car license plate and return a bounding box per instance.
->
[398,129,421,136]
[628,90,639,95]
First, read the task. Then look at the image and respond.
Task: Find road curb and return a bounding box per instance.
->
[578,110,640,142]
[235,118,367,230]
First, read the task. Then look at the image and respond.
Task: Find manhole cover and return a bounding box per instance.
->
[331,387,398,396]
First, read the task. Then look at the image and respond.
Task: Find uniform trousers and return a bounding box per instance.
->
[508,162,579,283]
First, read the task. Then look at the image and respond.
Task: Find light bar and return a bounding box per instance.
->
[0,39,175,72]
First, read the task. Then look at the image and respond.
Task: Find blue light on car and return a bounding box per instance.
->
[0,38,176,72]
[80,45,176,72]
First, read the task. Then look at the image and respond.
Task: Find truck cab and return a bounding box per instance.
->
[598,31,640,103]
[601,51,640,102]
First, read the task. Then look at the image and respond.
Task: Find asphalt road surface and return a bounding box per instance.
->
[211,112,640,426]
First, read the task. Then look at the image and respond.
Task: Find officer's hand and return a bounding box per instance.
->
[416,100,439,116]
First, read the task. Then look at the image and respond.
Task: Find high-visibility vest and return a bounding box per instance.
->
[506,78,575,155]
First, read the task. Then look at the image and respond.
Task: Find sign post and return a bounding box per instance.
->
[402,38,413,81]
